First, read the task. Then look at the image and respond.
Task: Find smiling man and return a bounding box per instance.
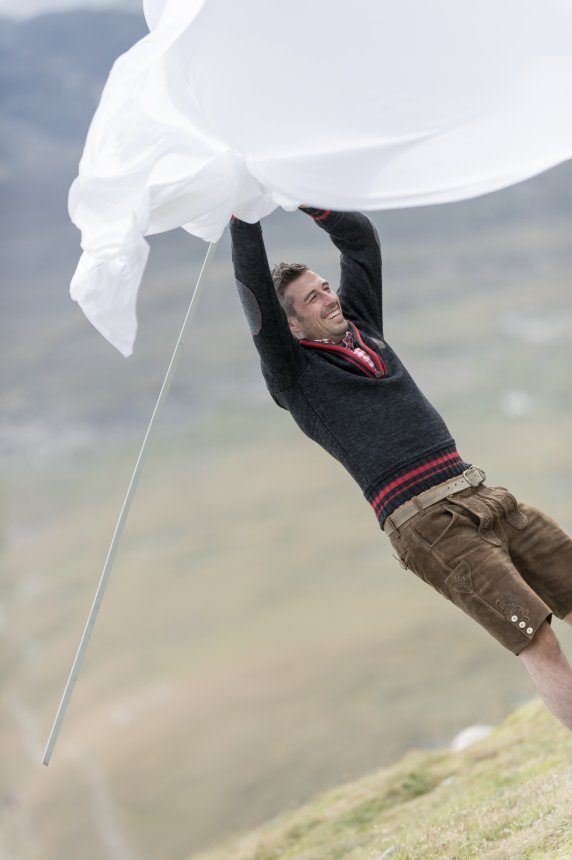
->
[276,266,348,341]
[229,206,572,731]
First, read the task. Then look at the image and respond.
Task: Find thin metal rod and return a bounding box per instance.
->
[42,240,219,766]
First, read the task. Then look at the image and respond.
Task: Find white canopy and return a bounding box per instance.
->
[69,0,572,355]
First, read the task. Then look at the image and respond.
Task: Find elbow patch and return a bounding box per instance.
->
[236,279,262,335]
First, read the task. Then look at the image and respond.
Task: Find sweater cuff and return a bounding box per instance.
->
[298,206,333,222]
[230,216,262,231]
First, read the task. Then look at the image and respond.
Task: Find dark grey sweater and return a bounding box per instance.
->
[230,207,471,527]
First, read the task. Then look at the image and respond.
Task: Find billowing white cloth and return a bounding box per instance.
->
[70,0,572,356]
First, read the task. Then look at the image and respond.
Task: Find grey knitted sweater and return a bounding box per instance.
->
[230,207,471,527]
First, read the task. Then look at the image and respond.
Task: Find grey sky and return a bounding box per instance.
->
[0,0,140,19]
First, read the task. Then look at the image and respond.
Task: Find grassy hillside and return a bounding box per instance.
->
[193,697,572,860]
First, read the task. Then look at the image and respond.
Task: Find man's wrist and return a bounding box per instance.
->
[299,205,333,222]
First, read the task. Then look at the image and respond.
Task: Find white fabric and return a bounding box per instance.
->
[69,0,572,356]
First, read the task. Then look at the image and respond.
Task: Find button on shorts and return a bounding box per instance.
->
[388,483,572,655]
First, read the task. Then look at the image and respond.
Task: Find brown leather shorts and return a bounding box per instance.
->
[388,483,572,655]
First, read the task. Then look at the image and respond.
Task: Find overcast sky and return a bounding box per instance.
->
[0,0,141,18]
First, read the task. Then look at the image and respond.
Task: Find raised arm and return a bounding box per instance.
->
[230,216,307,393]
[299,207,383,336]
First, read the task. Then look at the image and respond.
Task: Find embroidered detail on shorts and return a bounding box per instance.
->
[495,598,532,624]
[447,560,473,594]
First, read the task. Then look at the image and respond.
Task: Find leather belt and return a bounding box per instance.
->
[383,466,486,537]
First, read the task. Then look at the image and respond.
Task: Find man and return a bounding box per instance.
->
[230,206,572,731]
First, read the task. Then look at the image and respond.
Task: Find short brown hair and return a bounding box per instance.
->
[271,261,308,316]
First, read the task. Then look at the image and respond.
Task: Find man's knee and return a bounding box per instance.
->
[519,618,562,663]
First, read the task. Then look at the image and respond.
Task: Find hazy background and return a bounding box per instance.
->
[0,0,139,19]
[2,6,571,860]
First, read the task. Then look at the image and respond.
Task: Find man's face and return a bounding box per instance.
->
[285,270,348,342]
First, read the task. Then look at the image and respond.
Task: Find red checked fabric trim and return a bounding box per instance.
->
[350,324,386,375]
[299,324,386,378]
[299,339,381,377]
[353,346,376,370]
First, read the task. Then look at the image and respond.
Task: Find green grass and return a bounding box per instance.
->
[193,699,572,860]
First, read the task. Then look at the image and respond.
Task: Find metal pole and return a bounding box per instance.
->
[42,239,219,766]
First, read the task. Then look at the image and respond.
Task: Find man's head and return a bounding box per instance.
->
[271,262,348,342]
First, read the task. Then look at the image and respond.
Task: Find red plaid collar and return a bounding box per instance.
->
[312,328,354,347]
[305,326,379,373]
[342,329,355,350]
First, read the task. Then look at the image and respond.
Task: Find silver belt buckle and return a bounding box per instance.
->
[462,465,486,487]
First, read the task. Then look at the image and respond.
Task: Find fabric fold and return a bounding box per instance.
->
[69,0,572,355]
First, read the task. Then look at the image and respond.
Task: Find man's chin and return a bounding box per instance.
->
[331,321,348,338]
[307,319,347,341]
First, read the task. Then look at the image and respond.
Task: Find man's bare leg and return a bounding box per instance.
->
[518,620,572,732]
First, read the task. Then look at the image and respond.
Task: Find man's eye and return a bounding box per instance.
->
[309,295,317,302]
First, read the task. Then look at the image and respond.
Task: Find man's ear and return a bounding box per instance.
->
[287,315,303,339]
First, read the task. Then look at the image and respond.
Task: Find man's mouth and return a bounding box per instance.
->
[324,307,342,321]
